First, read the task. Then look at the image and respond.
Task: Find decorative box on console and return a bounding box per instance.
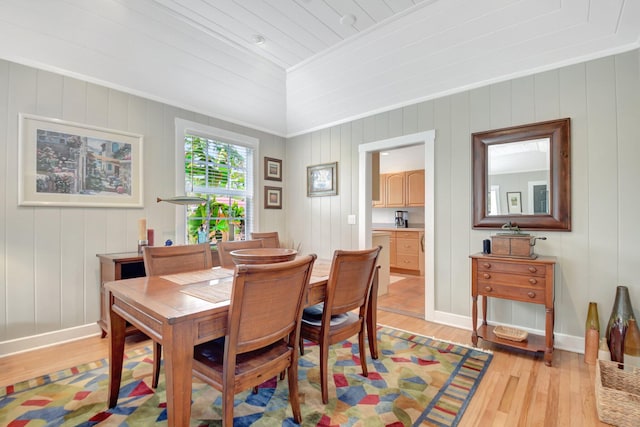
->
[490,234,537,259]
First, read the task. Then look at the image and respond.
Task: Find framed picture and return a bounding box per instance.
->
[19,113,143,207]
[264,186,282,209]
[506,191,522,214]
[307,162,338,197]
[264,157,282,181]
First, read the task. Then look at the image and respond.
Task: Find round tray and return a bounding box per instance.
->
[230,248,297,265]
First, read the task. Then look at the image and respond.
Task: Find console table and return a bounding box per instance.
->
[470,253,556,366]
[96,252,146,337]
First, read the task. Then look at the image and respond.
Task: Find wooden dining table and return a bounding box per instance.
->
[105,258,379,427]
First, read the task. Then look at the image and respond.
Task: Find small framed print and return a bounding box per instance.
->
[264,186,282,209]
[307,162,338,197]
[264,157,282,181]
[506,191,522,214]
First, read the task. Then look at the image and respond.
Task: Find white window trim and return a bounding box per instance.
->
[175,118,259,245]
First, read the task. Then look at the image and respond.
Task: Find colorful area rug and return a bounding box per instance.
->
[0,326,492,426]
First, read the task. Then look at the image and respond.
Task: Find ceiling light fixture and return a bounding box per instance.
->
[340,14,356,26]
[252,34,265,45]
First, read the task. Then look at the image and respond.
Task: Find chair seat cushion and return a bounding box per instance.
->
[194,338,291,373]
[302,303,350,326]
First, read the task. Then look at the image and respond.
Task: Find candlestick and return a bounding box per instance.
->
[138,218,147,241]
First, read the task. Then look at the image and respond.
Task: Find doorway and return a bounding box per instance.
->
[357,130,436,321]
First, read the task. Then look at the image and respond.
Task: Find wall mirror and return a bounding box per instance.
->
[472,118,571,231]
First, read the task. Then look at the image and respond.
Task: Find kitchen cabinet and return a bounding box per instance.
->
[470,253,556,366]
[372,169,424,208]
[406,169,425,206]
[373,229,424,275]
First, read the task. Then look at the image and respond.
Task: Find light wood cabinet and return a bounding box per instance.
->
[385,172,406,207]
[374,229,423,275]
[406,169,425,206]
[372,169,424,208]
[470,253,556,366]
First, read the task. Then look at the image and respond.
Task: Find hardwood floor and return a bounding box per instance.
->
[378,273,425,317]
[0,311,607,426]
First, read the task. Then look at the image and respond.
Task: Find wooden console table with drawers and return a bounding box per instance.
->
[470,253,556,366]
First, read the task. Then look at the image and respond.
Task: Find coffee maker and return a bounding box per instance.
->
[394,210,408,228]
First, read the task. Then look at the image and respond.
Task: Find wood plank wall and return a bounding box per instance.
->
[284,50,640,352]
[0,59,286,350]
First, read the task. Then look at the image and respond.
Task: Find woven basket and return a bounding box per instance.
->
[595,359,640,427]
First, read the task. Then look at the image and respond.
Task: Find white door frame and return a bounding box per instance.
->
[358,130,436,320]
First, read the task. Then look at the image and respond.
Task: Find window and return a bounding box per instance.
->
[176,119,258,245]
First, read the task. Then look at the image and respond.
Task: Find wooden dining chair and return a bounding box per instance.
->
[299,246,382,404]
[192,254,317,427]
[216,239,264,268]
[250,231,280,248]
[142,243,213,387]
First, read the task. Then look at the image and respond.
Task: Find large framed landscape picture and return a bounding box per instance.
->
[19,114,143,208]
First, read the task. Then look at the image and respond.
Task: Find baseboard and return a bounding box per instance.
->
[0,323,102,357]
[430,310,584,355]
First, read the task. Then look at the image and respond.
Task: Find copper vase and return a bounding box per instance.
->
[584,302,599,365]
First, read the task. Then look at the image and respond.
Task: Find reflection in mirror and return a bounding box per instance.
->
[487,138,550,215]
[472,118,571,231]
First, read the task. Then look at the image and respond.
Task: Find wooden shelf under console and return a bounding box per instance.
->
[470,253,556,366]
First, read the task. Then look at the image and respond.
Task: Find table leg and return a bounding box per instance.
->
[163,321,195,427]
[366,267,380,359]
[471,295,478,346]
[107,296,125,408]
[545,306,554,366]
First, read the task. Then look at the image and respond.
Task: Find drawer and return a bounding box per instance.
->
[476,260,546,277]
[477,282,546,304]
[477,271,546,288]
[396,238,419,254]
[396,255,419,270]
[396,231,419,239]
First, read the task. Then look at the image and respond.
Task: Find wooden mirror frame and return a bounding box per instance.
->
[472,118,571,231]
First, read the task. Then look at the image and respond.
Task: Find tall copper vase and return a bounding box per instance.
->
[606,285,636,363]
[584,302,599,365]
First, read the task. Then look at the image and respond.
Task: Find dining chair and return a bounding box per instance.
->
[250,231,280,248]
[299,245,382,404]
[142,243,213,387]
[216,239,264,268]
[192,254,317,426]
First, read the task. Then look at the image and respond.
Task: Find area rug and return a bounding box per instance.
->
[0,326,492,426]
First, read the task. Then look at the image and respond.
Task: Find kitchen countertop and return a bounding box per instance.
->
[372,224,425,232]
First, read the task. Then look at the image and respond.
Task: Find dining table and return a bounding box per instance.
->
[105,258,380,427]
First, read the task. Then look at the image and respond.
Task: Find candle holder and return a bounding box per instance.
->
[138,239,149,255]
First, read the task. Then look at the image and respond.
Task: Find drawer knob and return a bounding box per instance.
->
[528,266,537,273]
[529,278,537,284]
[482,263,491,269]
[527,292,536,298]
[484,286,493,292]
[483,273,491,279]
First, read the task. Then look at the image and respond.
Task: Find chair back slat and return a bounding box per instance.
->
[143,243,213,276]
[228,255,317,354]
[216,239,264,268]
[250,231,280,248]
[326,247,381,317]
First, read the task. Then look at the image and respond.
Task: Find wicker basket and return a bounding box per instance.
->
[595,359,640,427]
[493,325,528,342]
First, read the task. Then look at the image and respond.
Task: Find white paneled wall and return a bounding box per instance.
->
[285,50,640,352]
[0,59,286,353]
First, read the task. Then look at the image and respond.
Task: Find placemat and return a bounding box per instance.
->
[161,268,233,285]
[180,280,233,304]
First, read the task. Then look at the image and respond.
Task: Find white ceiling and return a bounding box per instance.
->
[151,0,428,70]
[0,0,638,137]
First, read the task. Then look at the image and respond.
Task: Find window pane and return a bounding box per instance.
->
[184,134,252,244]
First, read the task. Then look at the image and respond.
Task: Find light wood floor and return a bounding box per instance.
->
[378,273,425,317]
[0,311,607,426]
